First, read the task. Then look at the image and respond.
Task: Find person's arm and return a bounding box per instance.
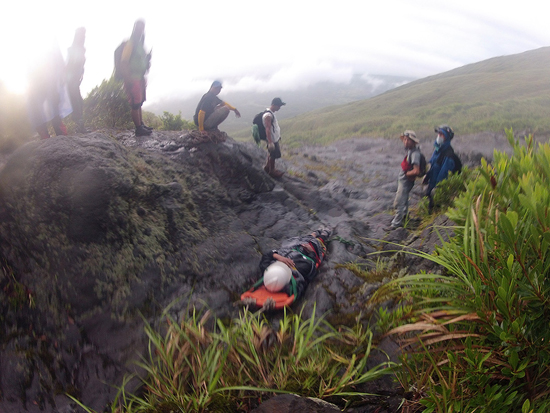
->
[273,253,294,268]
[223,102,241,118]
[264,113,275,151]
[198,110,206,132]
[405,164,420,180]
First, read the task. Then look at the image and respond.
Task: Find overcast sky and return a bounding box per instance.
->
[1,0,548,105]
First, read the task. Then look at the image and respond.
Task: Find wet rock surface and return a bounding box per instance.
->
[0,129,505,412]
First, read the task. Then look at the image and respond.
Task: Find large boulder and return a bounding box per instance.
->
[0,130,460,411]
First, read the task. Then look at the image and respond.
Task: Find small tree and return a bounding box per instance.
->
[160,111,195,131]
[84,76,132,129]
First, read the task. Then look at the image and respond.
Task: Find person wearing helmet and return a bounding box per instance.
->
[252,228,331,309]
[423,125,462,212]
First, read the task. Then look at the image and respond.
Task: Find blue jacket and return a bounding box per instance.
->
[426,139,456,193]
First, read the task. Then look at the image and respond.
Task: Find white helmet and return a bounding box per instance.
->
[263,261,292,292]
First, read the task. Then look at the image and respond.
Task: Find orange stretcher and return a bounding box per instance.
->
[240,276,297,310]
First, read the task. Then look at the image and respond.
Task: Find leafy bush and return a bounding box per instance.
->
[415,167,475,218]
[376,130,550,412]
[160,111,196,131]
[84,76,133,129]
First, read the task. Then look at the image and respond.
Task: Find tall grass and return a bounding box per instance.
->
[79,306,395,412]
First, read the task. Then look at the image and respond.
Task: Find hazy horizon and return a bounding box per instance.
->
[1,0,548,106]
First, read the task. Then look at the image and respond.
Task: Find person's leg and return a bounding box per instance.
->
[67,81,85,131]
[52,116,68,136]
[125,79,150,135]
[264,154,272,173]
[36,123,50,139]
[391,179,413,227]
[269,142,284,177]
[203,105,230,130]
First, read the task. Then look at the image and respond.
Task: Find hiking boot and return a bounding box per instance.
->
[141,124,154,131]
[135,125,152,136]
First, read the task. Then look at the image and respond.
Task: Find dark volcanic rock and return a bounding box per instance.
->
[0,129,503,411]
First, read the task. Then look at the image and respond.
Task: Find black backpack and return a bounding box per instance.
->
[407,150,427,177]
[113,41,127,81]
[437,146,462,174]
[252,110,273,145]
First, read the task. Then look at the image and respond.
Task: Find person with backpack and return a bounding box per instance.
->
[193,81,240,135]
[66,27,87,133]
[119,19,152,137]
[256,97,286,178]
[423,124,462,212]
[390,130,425,229]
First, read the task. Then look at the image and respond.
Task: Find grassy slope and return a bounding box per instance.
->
[251,47,550,147]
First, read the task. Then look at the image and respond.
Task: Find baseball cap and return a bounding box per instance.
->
[402,130,419,143]
[271,97,286,106]
[211,80,223,88]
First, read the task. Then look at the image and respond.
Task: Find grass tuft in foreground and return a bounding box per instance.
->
[72,305,395,412]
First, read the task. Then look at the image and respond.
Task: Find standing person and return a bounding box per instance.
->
[193,80,240,134]
[424,124,462,212]
[120,19,152,136]
[263,97,286,178]
[27,40,71,139]
[66,27,87,133]
[390,130,424,229]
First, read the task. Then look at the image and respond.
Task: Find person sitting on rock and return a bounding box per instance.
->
[390,130,424,229]
[241,227,331,310]
[193,80,240,135]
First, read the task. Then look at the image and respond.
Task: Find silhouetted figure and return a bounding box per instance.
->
[193,80,240,134]
[66,27,87,133]
[120,19,152,136]
[27,40,71,139]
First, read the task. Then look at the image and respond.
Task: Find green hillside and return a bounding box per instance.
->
[240,47,550,146]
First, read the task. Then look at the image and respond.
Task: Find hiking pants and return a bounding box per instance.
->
[391,178,414,227]
[204,105,230,130]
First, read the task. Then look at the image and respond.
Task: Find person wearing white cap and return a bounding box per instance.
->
[390,130,424,229]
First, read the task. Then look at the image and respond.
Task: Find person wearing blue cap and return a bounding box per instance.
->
[423,125,462,212]
[193,81,240,134]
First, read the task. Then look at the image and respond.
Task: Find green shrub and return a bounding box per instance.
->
[160,111,195,131]
[84,76,133,129]
[376,129,550,412]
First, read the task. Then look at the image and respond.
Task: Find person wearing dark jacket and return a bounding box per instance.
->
[424,124,461,211]
[257,228,330,305]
